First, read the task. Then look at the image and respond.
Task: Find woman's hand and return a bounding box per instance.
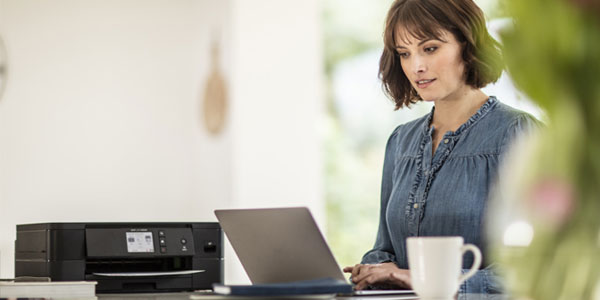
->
[343,262,411,290]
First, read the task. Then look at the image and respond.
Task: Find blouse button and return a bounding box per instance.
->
[444,138,449,144]
[413,203,419,209]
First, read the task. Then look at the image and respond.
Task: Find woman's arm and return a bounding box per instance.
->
[459,266,505,294]
[501,113,542,157]
[344,129,408,290]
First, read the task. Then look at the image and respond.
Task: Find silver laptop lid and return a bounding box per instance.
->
[214,207,347,284]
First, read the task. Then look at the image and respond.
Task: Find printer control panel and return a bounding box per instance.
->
[156,228,192,254]
[86,227,196,257]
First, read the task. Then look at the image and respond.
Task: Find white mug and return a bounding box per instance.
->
[407,236,482,299]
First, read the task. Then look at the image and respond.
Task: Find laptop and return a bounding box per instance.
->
[214,207,416,297]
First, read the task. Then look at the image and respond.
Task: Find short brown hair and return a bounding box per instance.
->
[380,0,504,109]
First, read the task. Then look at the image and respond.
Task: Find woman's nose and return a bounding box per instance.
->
[412,56,426,74]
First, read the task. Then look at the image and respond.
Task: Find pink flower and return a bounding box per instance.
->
[528,178,575,228]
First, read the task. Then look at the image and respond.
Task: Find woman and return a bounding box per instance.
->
[343,0,538,294]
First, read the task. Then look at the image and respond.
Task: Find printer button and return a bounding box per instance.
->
[180,238,187,244]
[159,238,166,246]
[160,247,167,253]
[204,241,217,252]
[158,230,166,237]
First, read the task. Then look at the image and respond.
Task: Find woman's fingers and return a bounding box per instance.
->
[352,264,378,283]
[351,265,411,290]
[354,271,389,290]
[352,265,382,288]
[389,271,411,289]
[354,273,374,290]
[351,264,363,281]
[343,263,412,290]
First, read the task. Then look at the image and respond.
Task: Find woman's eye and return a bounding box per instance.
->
[398,52,409,58]
[424,46,437,53]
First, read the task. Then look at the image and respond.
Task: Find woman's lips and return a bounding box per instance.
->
[416,78,436,89]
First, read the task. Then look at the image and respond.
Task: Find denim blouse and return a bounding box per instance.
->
[361,96,538,294]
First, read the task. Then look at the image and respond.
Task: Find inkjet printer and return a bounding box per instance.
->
[15,222,223,293]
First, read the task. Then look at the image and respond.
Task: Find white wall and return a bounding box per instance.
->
[230,0,323,212]
[0,0,323,283]
[227,0,323,283]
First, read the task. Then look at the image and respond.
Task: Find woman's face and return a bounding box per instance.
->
[395,27,468,102]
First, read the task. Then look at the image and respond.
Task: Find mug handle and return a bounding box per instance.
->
[458,243,482,285]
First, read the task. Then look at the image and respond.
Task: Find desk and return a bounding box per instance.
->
[97,292,507,300]
[98,292,197,300]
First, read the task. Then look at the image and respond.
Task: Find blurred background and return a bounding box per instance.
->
[0,0,541,283]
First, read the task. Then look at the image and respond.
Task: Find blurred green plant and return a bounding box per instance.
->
[492,0,600,298]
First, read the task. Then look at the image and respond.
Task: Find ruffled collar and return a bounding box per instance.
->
[422,96,498,137]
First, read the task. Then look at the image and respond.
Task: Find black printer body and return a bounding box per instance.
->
[15,222,223,293]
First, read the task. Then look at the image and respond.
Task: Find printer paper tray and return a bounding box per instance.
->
[92,270,205,277]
